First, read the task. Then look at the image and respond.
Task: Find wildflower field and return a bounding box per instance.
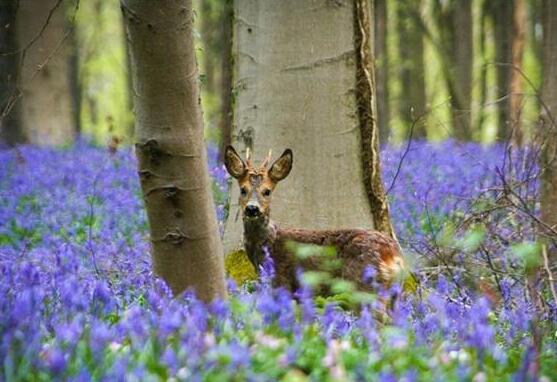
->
[1,141,556,381]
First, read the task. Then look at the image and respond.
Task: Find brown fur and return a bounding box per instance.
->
[225,145,405,293]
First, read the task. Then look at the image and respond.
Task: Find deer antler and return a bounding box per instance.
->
[259,149,273,169]
[245,147,253,168]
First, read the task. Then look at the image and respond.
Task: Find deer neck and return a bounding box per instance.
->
[243,215,276,270]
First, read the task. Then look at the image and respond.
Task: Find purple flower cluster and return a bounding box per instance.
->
[0,140,555,380]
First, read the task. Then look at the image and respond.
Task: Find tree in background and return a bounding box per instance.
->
[123,0,226,301]
[396,0,426,138]
[0,2,24,146]
[16,0,75,146]
[510,0,527,145]
[433,0,473,141]
[540,0,557,265]
[486,0,527,144]
[219,0,234,160]
[374,0,390,141]
[223,0,395,254]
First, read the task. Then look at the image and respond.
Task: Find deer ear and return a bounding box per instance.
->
[224,146,246,178]
[269,149,293,182]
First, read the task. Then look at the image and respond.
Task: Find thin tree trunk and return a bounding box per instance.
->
[224,0,396,253]
[510,0,526,145]
[68,14,81,136]
[476,1,488,136]
[200,0,217,96]
[487,0,513,142]
[374,0,390,142]
[219,0,234,161]
[123,0,226,301]
[0,1,24,146]
[122,10,135,140]
[397,0,426,138]
[540,0,557,265]
[448,0,473,141]
[16,0,74,146]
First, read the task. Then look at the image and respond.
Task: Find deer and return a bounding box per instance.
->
[224,145,406,294]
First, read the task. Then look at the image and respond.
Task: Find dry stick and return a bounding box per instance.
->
[542,244,557,307]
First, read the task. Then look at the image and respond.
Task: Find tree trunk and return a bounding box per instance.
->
[487,0,513,142]
[510,0,526,145]
[0,1,24,146]
[68,14,81,137]
[374,0,390,142]
[224,0,395,253]
[396,0,426,138]
[540,0,557,265]
[200,0,217,96]
[476,2,489,136]
[123,0,226,301]
[448,0,473,141]
[431,0,473,141]
[16,0,74,146]
[219,0,234,161]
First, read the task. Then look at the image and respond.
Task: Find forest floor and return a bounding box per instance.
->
[0,140,555,380]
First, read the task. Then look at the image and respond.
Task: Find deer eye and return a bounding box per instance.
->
[262,188,271,197]
[240,187,248,197]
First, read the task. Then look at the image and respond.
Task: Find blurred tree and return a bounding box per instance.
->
[486,0,512,141]
[68,11,81,136]
[223,0,396,254]
[540,0,557,263]
[16,0,75,146]
[433,0,473,141]
[396,0,426,138]
[0,2,24,146]
[375,0,390,141]
[219,0,233,159]
[200,0,219,97]
[510,0,526,145]
[123,0,226,301]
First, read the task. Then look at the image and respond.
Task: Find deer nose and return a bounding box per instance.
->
[245,204,261,217]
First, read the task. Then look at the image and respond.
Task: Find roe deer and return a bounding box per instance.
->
[224,145,405,292]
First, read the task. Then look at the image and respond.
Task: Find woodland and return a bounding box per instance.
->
[0,0,557,380]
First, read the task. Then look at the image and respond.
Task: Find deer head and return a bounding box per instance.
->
[224,145,293,223]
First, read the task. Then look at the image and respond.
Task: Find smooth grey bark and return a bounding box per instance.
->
[0,1,24,146]
[224,0,395,254]
[123,0,226,301]
[16,0,74,146]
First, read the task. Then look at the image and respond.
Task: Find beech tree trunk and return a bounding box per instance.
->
[397,0,426,138]
[0,1,24,146]
[374,0,390,141]
[16,0,74,146]
[123,0,226,301]
[540,0,557,264]
[224,0,395,253]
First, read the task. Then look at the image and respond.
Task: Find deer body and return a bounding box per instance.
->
[225,146,404,292]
